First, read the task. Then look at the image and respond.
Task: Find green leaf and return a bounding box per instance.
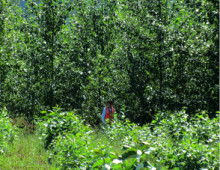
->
[122,148,137,160]
[41,110,47,114]
[92,159,104,168]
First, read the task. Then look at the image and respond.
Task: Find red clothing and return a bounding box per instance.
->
[105,107,114,123]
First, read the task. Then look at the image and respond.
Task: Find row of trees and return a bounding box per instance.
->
[0,0,218,125]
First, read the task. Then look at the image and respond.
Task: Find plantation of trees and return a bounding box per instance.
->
[0,0,219,169]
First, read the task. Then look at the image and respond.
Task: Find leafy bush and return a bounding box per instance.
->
[36,109,219,169]
[50,132,96,169]
[50,125,154,169]
[151,110,219,169]
[36,108,90,149]
[0,108,17,154]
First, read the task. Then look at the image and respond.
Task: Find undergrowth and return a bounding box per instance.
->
[0,108,219,169]
[0,111,55,169]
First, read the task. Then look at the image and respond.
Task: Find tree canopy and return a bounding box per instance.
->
[0,0,218,125]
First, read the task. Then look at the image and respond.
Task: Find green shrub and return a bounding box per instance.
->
[0,108,17,154]
[36,107,89,149]
[51,132,96,169]
[46,114,158,169]
[151,110,219,169]
[36,109,219,169]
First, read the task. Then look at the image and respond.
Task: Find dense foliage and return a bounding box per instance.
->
[37,108,90,149]
[0,108,17,154]
[0,1,218,168]
[35,109,219,169]
[0,0,219,125]
[0,109,219,169]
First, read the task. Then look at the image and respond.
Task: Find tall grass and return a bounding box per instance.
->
[0,118,55,169]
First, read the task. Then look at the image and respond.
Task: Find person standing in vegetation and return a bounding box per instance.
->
[101,100,115,125]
